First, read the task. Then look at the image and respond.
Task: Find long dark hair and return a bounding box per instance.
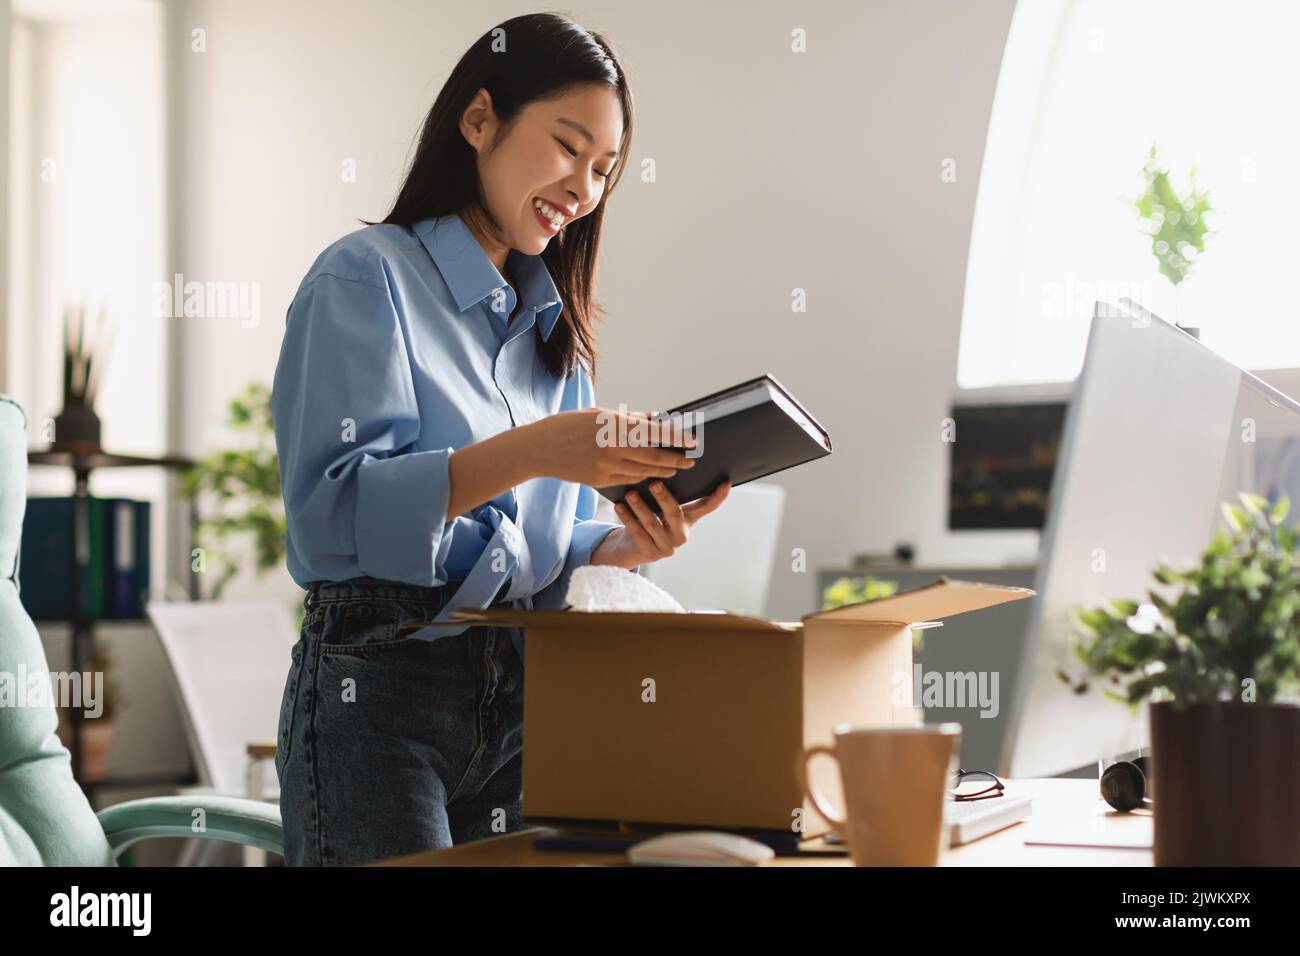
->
[372,12,633,382]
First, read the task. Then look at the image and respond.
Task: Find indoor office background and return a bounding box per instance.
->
[4,0,1300,864]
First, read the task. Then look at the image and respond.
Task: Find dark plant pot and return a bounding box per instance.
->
[1150,701,1300,865]
[53,404,102,450]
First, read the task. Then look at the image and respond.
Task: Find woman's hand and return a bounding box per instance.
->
[591,479,732,570]
[529,407,697,487]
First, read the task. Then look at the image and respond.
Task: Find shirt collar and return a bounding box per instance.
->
[414,212,564,342]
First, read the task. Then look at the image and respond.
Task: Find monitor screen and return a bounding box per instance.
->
[947,402,1067,531]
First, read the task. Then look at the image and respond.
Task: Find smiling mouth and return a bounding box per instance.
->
[533,197,566,231]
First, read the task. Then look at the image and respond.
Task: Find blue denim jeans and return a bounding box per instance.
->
[274,576,525,866]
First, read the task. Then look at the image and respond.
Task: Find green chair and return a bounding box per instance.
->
[0,395,283,865]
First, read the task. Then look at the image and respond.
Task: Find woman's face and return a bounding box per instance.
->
[461,83,624,260]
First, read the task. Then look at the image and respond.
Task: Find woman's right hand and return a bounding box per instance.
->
[529,407,697,487]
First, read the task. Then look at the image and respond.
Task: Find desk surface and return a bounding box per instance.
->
[377,779,1154,867]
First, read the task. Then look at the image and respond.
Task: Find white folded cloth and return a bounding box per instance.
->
[564,565,685,613]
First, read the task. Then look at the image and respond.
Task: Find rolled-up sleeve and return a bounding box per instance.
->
[530,369,634,609]
[272,272,453,586]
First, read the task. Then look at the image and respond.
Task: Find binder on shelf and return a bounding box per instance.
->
[19,496,151,621]
[106,497,151,618]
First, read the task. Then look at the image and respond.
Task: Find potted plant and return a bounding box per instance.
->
[1063,492,1300,865]
[53,302,114,450]
[1129,144,1215,338]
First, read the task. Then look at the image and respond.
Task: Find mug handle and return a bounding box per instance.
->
[798,744,847,828]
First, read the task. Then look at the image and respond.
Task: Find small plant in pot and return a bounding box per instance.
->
[1062,492,1300,865]
[53,302,114,451]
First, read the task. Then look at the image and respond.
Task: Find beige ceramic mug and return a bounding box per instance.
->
[798,723,961,866]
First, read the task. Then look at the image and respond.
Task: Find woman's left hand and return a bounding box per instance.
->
[591,480,732,570]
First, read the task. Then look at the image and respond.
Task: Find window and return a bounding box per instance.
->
[958,0,1300,390]
[8,0,165,479]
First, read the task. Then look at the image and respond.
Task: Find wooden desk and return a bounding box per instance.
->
[377,779,1153,867]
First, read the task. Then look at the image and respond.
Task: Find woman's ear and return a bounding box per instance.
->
[459,87,497,153]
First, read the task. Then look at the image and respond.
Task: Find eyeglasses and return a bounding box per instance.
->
[949,769,1005,801]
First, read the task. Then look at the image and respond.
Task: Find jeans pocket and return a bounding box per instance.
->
[319,601,408,655]
[276,639,306,777]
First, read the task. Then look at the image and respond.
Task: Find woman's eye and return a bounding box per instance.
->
[557,137,611,179]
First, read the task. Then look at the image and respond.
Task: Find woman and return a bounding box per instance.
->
[270,12,730,866]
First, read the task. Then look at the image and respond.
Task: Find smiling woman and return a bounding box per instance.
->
[373,17,634,380]
[270,12,731,868]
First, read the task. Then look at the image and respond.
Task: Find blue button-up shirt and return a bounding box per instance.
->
[271,212,621,641]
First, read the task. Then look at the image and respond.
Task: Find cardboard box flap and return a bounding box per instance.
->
[803,576,1035,626]
[450,607,798,633]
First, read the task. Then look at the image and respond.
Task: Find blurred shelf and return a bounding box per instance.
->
[28,442,194,471]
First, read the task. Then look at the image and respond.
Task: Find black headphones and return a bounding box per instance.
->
[1100,755,1153,811]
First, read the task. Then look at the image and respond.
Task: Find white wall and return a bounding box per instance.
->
[167,0,1019,617]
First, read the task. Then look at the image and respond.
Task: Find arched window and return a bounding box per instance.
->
[958,0,1300,389]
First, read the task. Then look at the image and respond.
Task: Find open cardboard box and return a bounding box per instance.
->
[453,576,1034,837]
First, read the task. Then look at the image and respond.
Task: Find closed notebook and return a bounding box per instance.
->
[596,373,832,515]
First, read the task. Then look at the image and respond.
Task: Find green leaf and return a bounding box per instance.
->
[1101,598,1139,620]
[1239,491,1267,518]
[1271,496,1291,524]
[1221,502,1247,533]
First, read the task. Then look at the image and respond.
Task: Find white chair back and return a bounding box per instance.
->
[146,600,297,795]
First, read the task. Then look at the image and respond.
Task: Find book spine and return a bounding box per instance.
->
[109,499,136,619]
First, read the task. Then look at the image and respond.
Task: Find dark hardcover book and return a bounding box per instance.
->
[596,373,832,515]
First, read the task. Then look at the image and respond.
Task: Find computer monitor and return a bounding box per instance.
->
[1001,300,1300,778]
[947,400,1067,531]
